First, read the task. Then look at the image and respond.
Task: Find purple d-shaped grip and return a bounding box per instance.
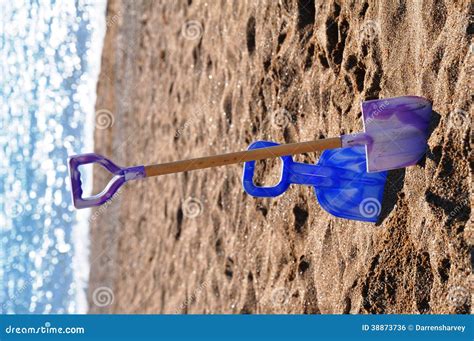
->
[68,153,145,209]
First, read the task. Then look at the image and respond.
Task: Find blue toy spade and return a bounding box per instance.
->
[242,142,388,222]
[68,96,430,223]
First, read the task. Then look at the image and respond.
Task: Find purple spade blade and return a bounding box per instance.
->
[342,96,432,172]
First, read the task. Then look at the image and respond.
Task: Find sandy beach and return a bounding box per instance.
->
[88,0,472,314]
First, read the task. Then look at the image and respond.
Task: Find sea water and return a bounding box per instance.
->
[0,0,106,313]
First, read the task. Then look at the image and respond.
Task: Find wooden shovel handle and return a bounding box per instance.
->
[144,137,342,177]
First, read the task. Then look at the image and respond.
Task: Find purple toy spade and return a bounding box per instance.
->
[68,96,432,210]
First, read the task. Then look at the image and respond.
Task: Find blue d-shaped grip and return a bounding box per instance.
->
[242,141,292,197]
[242,141,334,197]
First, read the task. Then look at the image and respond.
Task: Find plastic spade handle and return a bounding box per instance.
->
[68,137,342,209]
[68,154,145,209]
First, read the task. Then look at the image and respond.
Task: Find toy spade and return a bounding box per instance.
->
[68,96,432,213]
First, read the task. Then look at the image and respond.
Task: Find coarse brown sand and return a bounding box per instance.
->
[88,0,472,314]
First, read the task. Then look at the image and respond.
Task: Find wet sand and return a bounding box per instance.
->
[88,0,472,313]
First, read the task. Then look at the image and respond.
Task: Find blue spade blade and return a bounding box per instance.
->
[242,141,387,223]
[314,146,387,222]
